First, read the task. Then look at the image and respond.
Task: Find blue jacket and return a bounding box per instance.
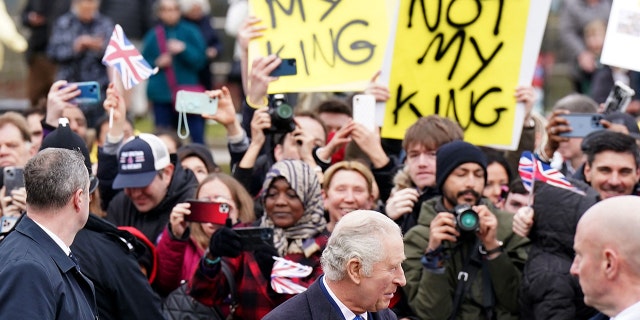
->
[142,20,206,103]
[0,216,98,319]
[263,277,398,320]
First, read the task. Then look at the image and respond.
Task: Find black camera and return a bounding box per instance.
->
[265,94,295,134]
[453,204,480,233]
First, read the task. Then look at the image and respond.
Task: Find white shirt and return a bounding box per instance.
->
[32,219,72,256]
[322,276,368,320]
[612,300,640,320]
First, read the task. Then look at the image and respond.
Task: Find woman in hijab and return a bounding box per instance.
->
[188,160,328,319]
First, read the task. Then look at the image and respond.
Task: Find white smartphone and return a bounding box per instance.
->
[604,81,636,114]
[352,94,377,132]
[175,90,218,115]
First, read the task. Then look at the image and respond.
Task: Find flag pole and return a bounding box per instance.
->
[528,152,536,207]
[109,67,117,129]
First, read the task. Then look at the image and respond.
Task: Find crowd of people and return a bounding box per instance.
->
[2,0,640,319]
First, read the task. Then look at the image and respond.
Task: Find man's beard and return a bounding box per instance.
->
[444,189,481,208]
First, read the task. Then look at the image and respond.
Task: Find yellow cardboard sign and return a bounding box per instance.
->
[381,0,531,146]
[249,0,390,93]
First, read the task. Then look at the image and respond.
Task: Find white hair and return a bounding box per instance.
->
[321,210,402,281]
[179,0,210,15]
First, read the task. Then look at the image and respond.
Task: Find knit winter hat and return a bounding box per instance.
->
[435,141,487,192]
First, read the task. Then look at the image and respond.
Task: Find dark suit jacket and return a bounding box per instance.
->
[263,277,397,320]
[0,216,97,319]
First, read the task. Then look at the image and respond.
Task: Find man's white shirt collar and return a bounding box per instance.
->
[612,300,640,320]
[32,219,72,256]
[322,276,367,320]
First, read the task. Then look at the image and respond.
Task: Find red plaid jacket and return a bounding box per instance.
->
[188,233,329,319]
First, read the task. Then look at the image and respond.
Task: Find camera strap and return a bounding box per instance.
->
[449,237,485,320]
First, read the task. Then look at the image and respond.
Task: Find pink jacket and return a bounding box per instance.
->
[155,227,205,296]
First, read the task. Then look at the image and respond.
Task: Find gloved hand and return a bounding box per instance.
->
[253,244,279,278]
[209,227,242,258]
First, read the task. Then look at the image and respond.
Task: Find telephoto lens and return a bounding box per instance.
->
[266,94,295,133]
[453,204,480,233]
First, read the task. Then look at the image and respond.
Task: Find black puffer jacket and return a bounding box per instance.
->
[72,214,164,320]
[519,179,599,320]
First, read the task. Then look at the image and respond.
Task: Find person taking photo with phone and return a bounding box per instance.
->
[155,172,255,297]
[188,160,328,319]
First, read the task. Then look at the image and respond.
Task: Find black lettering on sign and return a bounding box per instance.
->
[266,41,284,56]
[408,0,441,32]
[433,87,506,129]
[320,0,342,22]
[416,30,465,81]
[266,0,305,28]
[312,31,337,68]
[394,0,510,135]
[470,87,507,128]
[335,20,376,65]
[493,0,504,35]
[393,85,421,125]
[460,37,503,90]
[446,0,481,28]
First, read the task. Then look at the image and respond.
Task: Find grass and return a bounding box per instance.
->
[134,117,232,173]
[134,117,228,146]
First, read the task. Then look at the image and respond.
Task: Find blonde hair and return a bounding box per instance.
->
[323,161,374,195]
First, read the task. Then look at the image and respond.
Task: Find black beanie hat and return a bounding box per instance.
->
[436,140,487,192]
[40,118,99,193]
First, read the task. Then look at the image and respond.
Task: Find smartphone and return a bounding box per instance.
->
[269,58,297,77]
[235,227,274,251]
[185,200,230,225]
[1,216,18,233]
[559,113,605,138]
[352,94,377,132]
[66,81,101,104]
[604,81,635,114]
[175,90,218,115]
[3,167,24,193]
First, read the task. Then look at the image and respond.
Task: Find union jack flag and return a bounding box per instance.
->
[519,151,585,195]
[102,24,157,90]
[270,257,313,294]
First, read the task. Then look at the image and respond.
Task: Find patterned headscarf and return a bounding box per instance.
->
[261,160,327,257]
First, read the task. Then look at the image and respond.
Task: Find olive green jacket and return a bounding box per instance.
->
[403,197,529,320]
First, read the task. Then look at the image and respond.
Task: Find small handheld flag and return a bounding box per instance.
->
[102,24,158,90]
[270,257,313,294]
[519,151,585,196]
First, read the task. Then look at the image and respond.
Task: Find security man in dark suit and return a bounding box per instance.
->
[0,148,97,319]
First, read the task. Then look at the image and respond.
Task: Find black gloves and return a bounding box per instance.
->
[253,244,279,278]
[209,227,242,258]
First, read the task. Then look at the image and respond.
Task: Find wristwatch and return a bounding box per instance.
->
[479,240,504,256]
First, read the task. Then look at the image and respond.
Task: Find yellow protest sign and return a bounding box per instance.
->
[381,0,546,147]
[248,0,391,93]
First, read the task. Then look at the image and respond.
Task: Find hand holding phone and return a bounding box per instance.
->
[64,81,101,104]
[604,81,635,114]
[175,91,218,115]
[235,227,274,251]
[3,167,24,194]
[184,200,230,225]
[559,113,605,138]
[269,58,297,77]
[353,94,377,132]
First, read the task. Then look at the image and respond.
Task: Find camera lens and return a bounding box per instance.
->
[458,211,479,232]
[454,204,480,233]
[275,103,293,119]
